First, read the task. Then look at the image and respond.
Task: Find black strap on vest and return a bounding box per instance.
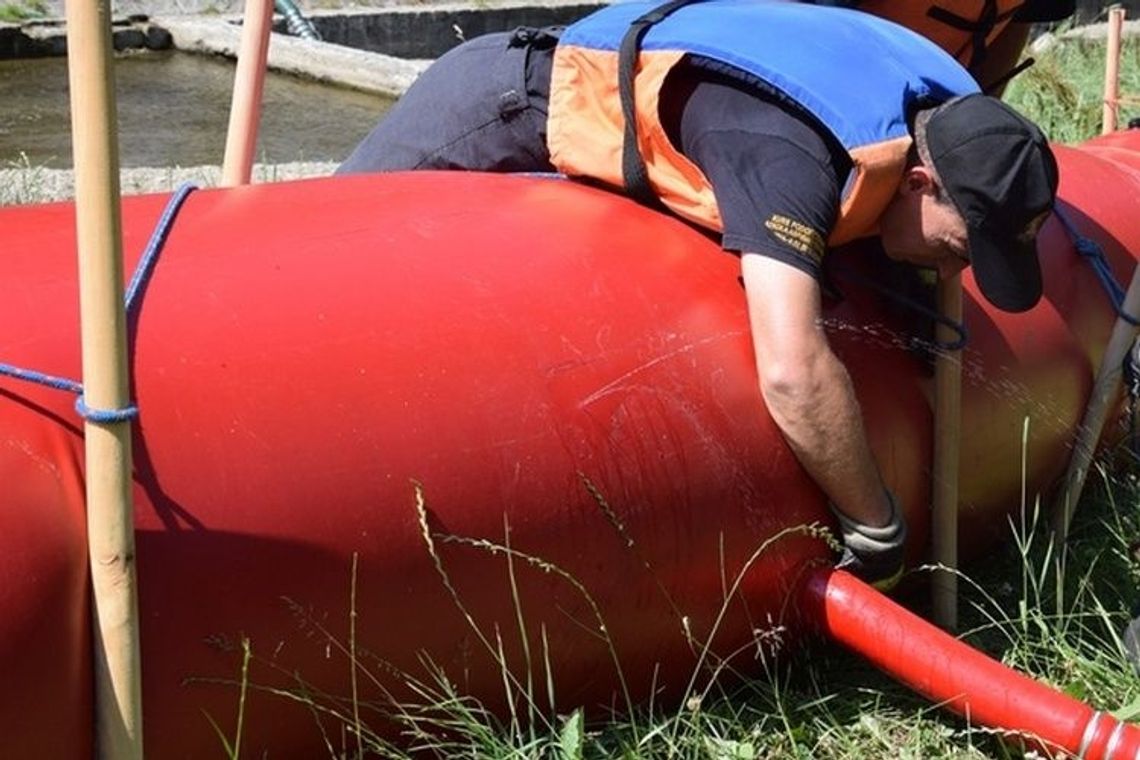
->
[982,55,1035,94]
[927,0,1024,70]
[807,0,1022,71]
[618,0,702,209]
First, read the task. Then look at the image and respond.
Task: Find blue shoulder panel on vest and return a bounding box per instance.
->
[561,0,980,148]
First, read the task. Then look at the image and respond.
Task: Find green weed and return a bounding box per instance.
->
[0,152,53,206]
[203,637,252,760]
[0,0,47,22]
[1005,34,1140,142]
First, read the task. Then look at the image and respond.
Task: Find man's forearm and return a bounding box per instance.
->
[740,251,893,529]
[758,341,892,528]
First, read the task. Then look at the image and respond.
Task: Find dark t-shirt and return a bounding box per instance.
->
[659,60,852,279]
[525,3,1078,280]
[527,47,850,279]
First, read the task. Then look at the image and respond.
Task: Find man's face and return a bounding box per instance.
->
[880,175,970,280]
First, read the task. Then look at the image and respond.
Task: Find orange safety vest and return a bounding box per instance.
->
[838,0,1028,69]
[547,0,979,245]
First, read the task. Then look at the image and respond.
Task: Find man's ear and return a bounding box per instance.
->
[899,165,937,196]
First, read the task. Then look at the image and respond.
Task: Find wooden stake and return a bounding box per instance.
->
[221,0,275,186]
[1102,6,1126,136]
[932,273,963,632]
[64,0,143,757]
[1053,272,1140,546]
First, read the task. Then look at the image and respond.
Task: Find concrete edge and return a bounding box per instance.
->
[1031,18,1140,55]
[155,16,427,97]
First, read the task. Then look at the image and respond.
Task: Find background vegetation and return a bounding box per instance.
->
[0,0,47,23]
[1006,31,1140,142]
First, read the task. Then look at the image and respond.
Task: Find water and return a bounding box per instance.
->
[0,51,393,169]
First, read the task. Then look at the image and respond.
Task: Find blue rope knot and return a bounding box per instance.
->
[0,182,197,422]
[1057,206,1140,327]
[1072,235,1103,260]
[75,396,139,424]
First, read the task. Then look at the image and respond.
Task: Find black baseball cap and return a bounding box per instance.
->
[926,94,1059,312]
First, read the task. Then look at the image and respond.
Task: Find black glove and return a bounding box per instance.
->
[831,490,908,591]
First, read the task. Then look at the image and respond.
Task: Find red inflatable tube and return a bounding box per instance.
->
[0,129,1138,757]
[804,568,1140,760]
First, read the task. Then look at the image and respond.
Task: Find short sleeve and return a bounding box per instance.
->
[661,66,849,281]
[686,129,843,280]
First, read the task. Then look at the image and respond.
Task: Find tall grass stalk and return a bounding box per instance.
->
[413,480,635,732]
[202,636,252,760]
[350,552,365,760]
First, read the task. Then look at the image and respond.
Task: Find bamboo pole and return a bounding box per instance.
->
[1053,274,1140,546]
[64,0,143,757]
[1102,6,1126,136]
[221,0,275,186]
[932,274,963,632]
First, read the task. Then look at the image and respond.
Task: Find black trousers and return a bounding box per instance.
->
[337,28,559,174]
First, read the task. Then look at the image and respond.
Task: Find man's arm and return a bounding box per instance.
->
[662,70,905,578]
[740,251,893,528]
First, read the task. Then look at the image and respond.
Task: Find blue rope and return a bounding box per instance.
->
[1055,206,1140,327]
[0,364,83,395]
[828,259,970,351]
[125,183,196,312]
[0,182,198,423]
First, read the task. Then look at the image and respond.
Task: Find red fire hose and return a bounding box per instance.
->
[803,568,1140,759]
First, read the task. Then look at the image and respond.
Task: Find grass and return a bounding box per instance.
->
[0,0,47,22]
[0,152,54,206]
[1005,30,1140,143]
[560,468,1135,758]
[209,454,1137,759]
